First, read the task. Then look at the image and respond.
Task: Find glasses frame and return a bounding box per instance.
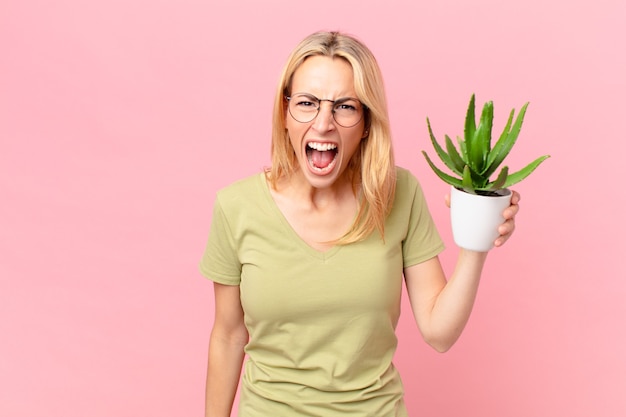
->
[285,93,367,128]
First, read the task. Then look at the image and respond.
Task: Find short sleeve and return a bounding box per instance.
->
[198,195,242,285]
[400,171,445,268]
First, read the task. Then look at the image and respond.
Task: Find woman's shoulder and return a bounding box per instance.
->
[215,172,267,204]
[218,171,265,192]
[394,166,420,191]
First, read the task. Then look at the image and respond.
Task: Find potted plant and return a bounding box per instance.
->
[422,94,549,251]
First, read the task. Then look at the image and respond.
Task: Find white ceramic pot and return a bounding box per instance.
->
[450,186,512,252]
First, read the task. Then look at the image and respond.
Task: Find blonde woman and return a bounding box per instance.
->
[200,31,520,417]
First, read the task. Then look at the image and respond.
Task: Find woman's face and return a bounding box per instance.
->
[285,55,366,190]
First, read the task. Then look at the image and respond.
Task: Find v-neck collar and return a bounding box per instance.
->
[258,173,343,262]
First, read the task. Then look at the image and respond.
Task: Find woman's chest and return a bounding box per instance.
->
[238,232,404,325]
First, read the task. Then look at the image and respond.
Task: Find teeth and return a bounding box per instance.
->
[307,142,337,151]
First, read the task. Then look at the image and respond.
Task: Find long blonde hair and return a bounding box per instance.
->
[268,31,396,244]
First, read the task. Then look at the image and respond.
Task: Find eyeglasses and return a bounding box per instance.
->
[286,93,366,128]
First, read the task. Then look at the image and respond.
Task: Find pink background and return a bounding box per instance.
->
[1,1,625,416]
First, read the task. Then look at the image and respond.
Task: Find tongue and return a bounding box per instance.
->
[311,150,335,169]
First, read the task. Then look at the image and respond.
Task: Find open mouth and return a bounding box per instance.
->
[306,141,338,174]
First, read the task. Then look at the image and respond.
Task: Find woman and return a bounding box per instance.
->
[200,31,519,417]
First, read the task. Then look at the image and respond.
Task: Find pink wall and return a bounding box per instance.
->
[1,1,624,416]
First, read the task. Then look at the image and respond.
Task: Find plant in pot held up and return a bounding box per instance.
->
[422,94,550,251]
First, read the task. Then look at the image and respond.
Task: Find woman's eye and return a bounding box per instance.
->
[336,103,357,112]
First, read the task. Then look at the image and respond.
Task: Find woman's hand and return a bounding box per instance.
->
[494,190,520,247]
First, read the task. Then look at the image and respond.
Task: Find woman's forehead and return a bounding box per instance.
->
[290,56,356,97]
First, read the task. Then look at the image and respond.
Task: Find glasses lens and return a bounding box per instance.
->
[288,94,364,127]
[288,95,319,123]
[332,98,362,128]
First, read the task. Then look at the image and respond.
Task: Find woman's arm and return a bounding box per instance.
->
[404,251,486,352]
[404,191,520,352]
[205,282,248,417]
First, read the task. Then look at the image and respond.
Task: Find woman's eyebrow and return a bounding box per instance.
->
[292,92,318,98]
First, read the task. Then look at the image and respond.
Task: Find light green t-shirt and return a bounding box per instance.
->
[200,167,444,417]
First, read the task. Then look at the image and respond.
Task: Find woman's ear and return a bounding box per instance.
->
[283,96,290,126]
[361,107,371,139]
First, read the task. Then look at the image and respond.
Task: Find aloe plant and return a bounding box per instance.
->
[422,94,550,195]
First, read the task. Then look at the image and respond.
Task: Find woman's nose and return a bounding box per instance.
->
[312,102,336,132]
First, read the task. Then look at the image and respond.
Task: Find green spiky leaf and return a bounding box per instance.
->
[422,151,464,188]
[457,135,469,163]
[485,103,529,178]
[481,108,514,176]
[426,118,460,175]
[462,165,476,194]
[502,155,550,188]
[486,166,509,191]
[464,94,476,144]
[471,101,493,173]
[445,134,465,174]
